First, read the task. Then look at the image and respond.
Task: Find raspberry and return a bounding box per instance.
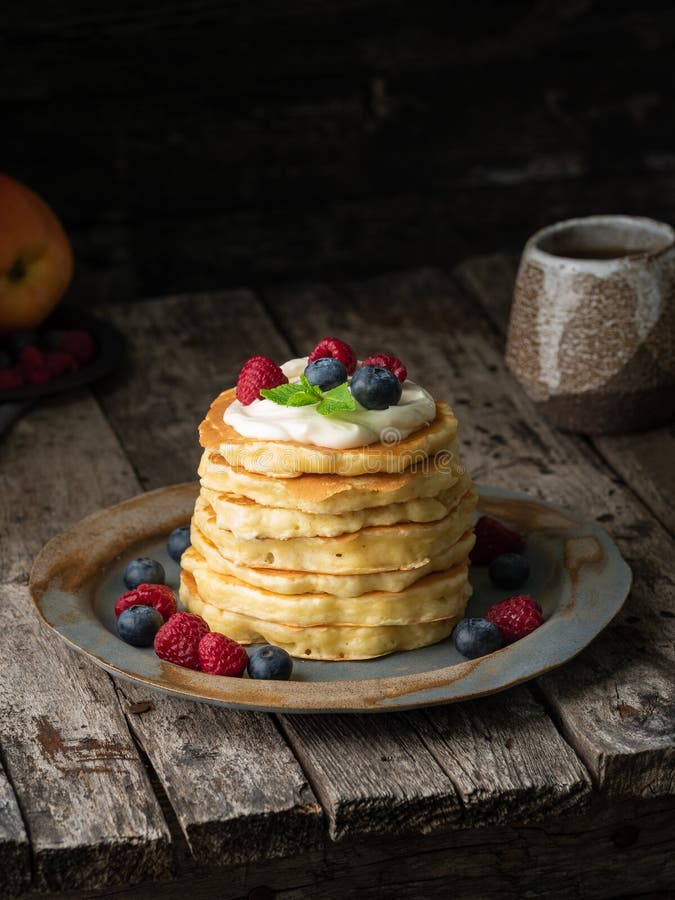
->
[115,583,178,622]
[236,355,288,406]
[361,353,407,383]
[198,632,248,676]
[44,350,79,377]
[60,329,96,365]
[308,337,357,375]
[470,515,525,564]
[154,611,210,669]
[17,345,45,370]
[0,368,24,390]
[25,367,51,384]
[486,594,543,644]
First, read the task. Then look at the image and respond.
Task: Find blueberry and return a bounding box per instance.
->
[350,365,402,410]
[247,644,293,680]
[0,351,11,370]
[167,525,191,563]
[488,553,530,589]
[304,357,347,391]
[117,605,164,647]
[453,618,503,659]
[6,330,39,357]
[123,557,165,590]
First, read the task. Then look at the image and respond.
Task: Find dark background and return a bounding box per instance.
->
[3,1,675,304]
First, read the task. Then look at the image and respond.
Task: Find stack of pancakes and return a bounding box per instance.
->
[180,387,477,660]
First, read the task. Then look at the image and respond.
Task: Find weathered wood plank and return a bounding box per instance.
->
[455,252,675,537]
[118,681,322,864]
[95,289,289,491]
[278,713,461,840]
[0,760,30,899]
[0,391,172,891]
[272,266,674,798]
[22,798,675,900]
[411,687,590,825]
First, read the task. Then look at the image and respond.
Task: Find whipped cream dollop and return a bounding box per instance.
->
[223,357,436,450]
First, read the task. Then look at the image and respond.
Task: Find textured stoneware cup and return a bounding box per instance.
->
[506,215,675,434]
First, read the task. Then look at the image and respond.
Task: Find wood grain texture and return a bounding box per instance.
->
[455,252,675,537]
[411,687,590,825]
[0,761,30,899]
[278,713,460,840]
[0,392,171,891]
[95,290,291,489]
[117,681,323,864]
[265,268,675,798]
[21,799,675,900]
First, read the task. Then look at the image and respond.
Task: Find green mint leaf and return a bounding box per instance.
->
[299,373,323,399]
[316,381,356,416]
[259,383,309,405]
[286,391,320,407]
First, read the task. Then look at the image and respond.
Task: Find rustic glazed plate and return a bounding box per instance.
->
[29,483,631,713]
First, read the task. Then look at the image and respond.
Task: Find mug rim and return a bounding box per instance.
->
[527,214,675,266]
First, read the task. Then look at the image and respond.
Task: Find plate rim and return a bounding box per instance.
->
[29,482,632,713]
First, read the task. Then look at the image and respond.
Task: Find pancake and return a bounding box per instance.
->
[181,570,462,660]
[201,471,472,539]
[190,520,476,596]
[193,487,478,574]
[200,388,458,476]
[182,545,470,627]
[199,446,464,514]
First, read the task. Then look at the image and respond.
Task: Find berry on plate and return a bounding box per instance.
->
[361,353,407,383]
[453,618,503,659]
[470,515,525,564]
[236,355,288,406]
[350,365,402,410]
[485,594,543,644]
[115,583,177,622]
[154,611,210,669]
[198,632,248,676]
[488,553,530,589]
[123,557,165,590]
[167,525,191,563]
[304,357,347,391]
[117,605,164,647]
[247,644,294,680]
[308,337,357,375]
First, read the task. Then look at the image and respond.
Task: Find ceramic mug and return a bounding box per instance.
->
[506,215,675,434]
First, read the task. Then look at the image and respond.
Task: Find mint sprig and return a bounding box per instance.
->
[260,375,356,416]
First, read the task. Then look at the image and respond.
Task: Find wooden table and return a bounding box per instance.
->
[1,255,674,900]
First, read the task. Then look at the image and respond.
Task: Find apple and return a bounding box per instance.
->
[0,173,74,333]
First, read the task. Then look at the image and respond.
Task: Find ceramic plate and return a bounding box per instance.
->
[29,483,631,713]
